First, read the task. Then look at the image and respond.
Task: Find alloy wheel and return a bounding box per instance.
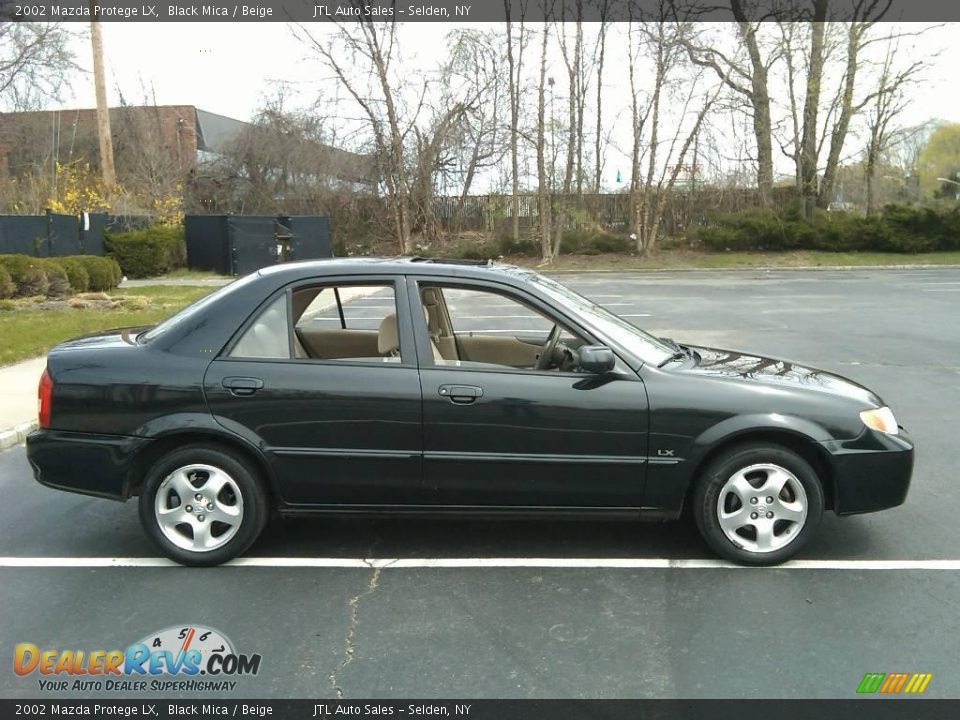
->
[716,463,808,553]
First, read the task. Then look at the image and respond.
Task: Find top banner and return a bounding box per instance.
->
[2,0,960,23]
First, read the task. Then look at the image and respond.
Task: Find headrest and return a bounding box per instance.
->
[378,313,400,355]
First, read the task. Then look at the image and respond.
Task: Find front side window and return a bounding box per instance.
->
[419,284,586,372]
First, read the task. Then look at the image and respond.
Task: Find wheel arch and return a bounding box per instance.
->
[125,427,278,504]
[684,423,836,513]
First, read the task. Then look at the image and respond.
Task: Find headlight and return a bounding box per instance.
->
[860,406,899,435]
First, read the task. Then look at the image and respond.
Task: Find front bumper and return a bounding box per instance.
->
[821,428,915,515]
[26,429,149,502]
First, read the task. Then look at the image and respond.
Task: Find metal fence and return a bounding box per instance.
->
[184,215,332,275]
[337,187,798,238]
[0,211,107,256]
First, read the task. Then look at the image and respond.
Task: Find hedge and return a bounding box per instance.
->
[104,224,186,278]
[692,204,960,254]
[0,265,14,299]
[0,255,50,297]
[0,254,121,296]
[72,255,121,291]
[37,259,70,297]
[54,257,91,292]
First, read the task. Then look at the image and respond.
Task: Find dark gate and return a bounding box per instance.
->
[184,214,333,275]
[184,216,231,274]
[286,216,332,262]
[47,214,81,256]
[0,212,107,256]
[230,216,282,276]
[0,216,47,255]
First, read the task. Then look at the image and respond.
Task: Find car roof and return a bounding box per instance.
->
[255,256,539,284]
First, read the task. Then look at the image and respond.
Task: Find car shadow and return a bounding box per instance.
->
[252,514,711,559]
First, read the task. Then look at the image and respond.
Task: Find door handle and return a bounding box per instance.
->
[438,384,483,404]
[222,377,264,396]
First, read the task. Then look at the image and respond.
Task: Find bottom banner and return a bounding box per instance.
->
[2,699,957,720]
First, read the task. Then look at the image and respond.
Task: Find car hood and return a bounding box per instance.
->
[680,345,883,407]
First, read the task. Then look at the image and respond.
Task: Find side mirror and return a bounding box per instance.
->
[579,345,615,374]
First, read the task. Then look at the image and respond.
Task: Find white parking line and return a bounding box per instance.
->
[0,557,958,570]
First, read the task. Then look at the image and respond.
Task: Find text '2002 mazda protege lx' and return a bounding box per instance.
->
[26,258,914,566]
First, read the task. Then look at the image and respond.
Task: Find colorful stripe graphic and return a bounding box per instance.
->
[857,672,932,694]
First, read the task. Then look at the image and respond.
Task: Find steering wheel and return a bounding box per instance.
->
[535,324,563,370]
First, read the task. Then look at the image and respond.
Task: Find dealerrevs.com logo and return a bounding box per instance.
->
[14,625,262,693]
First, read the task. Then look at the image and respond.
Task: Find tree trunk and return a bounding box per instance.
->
[536,23,552,261]
[730,4,772,206]
[818,23,863,209]
[504,2,523,242]
[593,8,607,194]
[800,1,828,220]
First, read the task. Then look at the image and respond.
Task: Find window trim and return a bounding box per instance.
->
[219,275,415,368]
[405,275,635,378]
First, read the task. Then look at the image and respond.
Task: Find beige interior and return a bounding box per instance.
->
[296,327,381,360]
[455,334,542,367]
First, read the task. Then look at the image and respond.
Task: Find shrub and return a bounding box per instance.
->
[561,230,632,255]
[693,204,960,254]
[0,255,49,297]
[0,266,14,299]
[73,255,121,291]
[104,224,186,278]
[55,257,91,292]
[496,234,540,257]
[37,259,70,297]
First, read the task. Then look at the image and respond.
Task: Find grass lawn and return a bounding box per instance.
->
[0,286,214,366]
[508,249,960,271]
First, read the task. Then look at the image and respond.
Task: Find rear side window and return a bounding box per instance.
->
[229,294,290,359]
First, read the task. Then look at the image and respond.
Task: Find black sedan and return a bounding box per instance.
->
[26,258,914,566]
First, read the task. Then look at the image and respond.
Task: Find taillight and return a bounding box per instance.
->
[38,369,53,429]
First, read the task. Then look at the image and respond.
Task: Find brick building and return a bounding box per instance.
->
[0,104,377,190]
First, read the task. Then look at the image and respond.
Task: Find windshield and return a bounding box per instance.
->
[139,275,253,343]
[528,273,675,366]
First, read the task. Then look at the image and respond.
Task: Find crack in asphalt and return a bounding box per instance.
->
[328,543,384,700]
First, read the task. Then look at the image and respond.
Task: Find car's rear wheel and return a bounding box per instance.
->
[139,444,268,566]
[692,443,824,566]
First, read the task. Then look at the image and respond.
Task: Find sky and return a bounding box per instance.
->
[55,21,960,190]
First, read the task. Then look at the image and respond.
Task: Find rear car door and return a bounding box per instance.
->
[409,276,650,508]
[204,275,425,506]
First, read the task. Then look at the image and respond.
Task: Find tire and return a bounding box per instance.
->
[139,444,269,566]
[692,443,824,566]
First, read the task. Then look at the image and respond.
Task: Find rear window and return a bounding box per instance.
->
[139,275,255,343]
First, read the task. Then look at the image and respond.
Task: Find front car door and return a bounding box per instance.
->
[408,276,650,509]
[204,275,425,506]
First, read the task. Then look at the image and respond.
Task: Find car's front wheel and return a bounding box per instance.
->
[692,443,824,565]
[139,444,268,566]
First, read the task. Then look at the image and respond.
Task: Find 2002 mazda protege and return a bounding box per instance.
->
[26,258,914,566]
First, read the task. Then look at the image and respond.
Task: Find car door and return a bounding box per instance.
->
[408,276,650,509]
[204,275,425,506]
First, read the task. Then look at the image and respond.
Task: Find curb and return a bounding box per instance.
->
[0,421,37,452]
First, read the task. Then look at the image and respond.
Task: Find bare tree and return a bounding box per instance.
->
[630,7,723,256]
[296,13,417,252]
[864,40,928,213]
[799,0,829,219]
[817,1,897,210]
[503,0,529,242]
[680,1,777,205]
[0,23,76,110]
[536,8,553,260]
[445,30,508,209]
[591,0,610,193]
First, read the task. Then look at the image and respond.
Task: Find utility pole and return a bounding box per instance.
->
[90,18,116,191]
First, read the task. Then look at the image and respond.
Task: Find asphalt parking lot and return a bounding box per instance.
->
[1,267,958,699]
